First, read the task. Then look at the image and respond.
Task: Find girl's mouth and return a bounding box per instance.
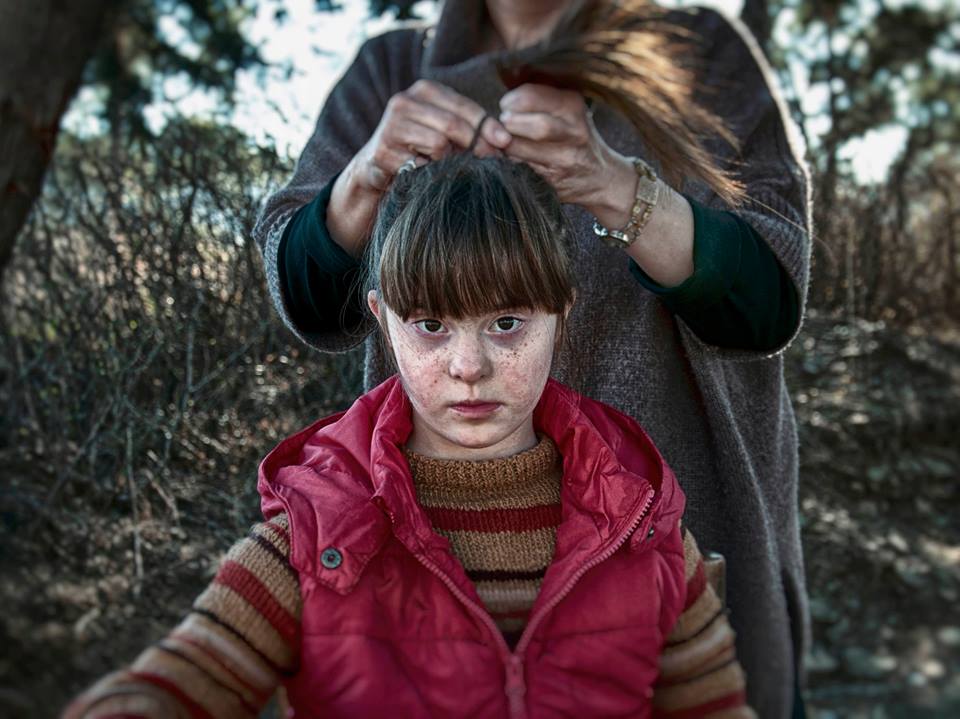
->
[450,401,501,416]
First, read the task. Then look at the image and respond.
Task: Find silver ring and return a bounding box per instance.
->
[397,157,418,174]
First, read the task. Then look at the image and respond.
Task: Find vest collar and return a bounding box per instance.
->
[258,377,684,595]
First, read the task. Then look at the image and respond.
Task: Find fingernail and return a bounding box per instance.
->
[493,127,511,146]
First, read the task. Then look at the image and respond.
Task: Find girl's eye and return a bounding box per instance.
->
[413,319,445,334]
[491,316,524,333]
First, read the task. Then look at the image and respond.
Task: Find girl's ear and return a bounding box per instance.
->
[555,294,577,353]
[367,290,382,321]
[368,290,394,352]
[368,290,398,365]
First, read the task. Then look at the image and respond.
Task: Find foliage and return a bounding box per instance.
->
[86,0,264,136]
[0,118,367,716]
[0,121,362,519]
[367,0,430,19]
[808,148,960,323]
[797,2,957,150]
[85,0,424,136]
[766,0,959,193]
[751,0,960,324]
[785,312,960,713]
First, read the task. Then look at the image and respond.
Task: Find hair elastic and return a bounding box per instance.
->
[467,113,491,153]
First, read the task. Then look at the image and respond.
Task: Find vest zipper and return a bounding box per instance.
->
[505,655,525,717]
[410,551,525,717]
[513,488,656,657]
[409,486,655,719]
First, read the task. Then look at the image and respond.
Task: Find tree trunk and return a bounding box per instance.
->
[740,0,772,57]
[816,21,842,249]
[0,0,115,284]
[929,165,960,311]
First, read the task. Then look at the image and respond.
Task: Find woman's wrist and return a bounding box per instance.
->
[583,151,695,287]
[327,160,381,258]
[624,185,695,287]
[583,153,638,230]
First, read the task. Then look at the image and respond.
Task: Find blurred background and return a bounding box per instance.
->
[0,0,957,716]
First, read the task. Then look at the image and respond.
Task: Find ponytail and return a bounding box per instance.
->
[497,0,745,207]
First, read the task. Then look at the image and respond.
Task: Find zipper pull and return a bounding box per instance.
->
[505,655,526,717]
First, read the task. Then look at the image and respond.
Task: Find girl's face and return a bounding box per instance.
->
[368,291,559,461]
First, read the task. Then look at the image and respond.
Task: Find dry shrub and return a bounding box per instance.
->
[0,120,363,543]
[809,150,959,326]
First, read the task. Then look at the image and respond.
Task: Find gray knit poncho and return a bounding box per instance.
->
[253,2,813,716]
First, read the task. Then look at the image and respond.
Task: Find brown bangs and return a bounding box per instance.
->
[367,156,576,321]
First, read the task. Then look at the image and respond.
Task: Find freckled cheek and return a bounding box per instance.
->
[395,345,446,402]
[499,333,554,404]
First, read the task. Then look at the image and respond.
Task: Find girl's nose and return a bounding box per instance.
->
[448,338,491,383]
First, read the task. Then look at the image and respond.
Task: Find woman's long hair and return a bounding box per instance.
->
[497,0,744,207]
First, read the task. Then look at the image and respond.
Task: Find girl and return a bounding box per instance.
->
[67,155,754,718]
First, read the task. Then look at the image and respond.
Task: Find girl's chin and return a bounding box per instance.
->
[410,412,536,460]
[441,430,537,461]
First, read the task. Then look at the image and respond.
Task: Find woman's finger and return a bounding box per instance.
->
[500,83,585,116]
[520,157,552,176]
[386,118,454,160]
[501,135,574,169]
[406,80,512,149]
[472,137,504,158]
[368,142,416,183]
[500,110,574,143]
[478,115,512,150]
[386,91,477,149]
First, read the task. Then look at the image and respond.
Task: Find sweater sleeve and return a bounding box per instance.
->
[252,29,424,352]
[278,173,366,335]
[63,515,301,719]
[630,197,799,352]
[673,7,812,358]
[652,527,756,719]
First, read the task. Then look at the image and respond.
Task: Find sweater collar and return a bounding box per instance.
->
[419,0,509,115]
[423,0,488,69]
[405,436,560,508]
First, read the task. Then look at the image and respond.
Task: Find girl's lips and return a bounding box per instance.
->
[450,402,501,416]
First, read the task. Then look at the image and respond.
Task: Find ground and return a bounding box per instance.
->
[1,311,957,718]
[786,313,960,717]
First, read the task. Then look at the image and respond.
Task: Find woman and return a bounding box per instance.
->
[253,1,811,716]
[68,155,755,718]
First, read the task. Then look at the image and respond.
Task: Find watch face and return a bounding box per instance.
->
[593,220,633,249]
[603,233,632,249]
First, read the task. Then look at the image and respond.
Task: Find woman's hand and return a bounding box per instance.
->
[329,81,512,256]
[498,83,637,231]
[356,79,512,191]
[499,83,695,286]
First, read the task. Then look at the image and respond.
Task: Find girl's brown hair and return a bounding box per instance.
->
[498,0,745,206]
[365,155,576,324]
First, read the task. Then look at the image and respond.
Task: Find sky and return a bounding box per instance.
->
[65,0,902,184]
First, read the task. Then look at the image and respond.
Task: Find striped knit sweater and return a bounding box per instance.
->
[65,439,754,718]
[405,438,563,647]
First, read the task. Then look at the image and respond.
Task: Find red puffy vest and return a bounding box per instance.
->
[259,377,687,718]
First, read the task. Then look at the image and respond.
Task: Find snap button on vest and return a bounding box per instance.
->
[647,527,655,538]
[320,547,343,569]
